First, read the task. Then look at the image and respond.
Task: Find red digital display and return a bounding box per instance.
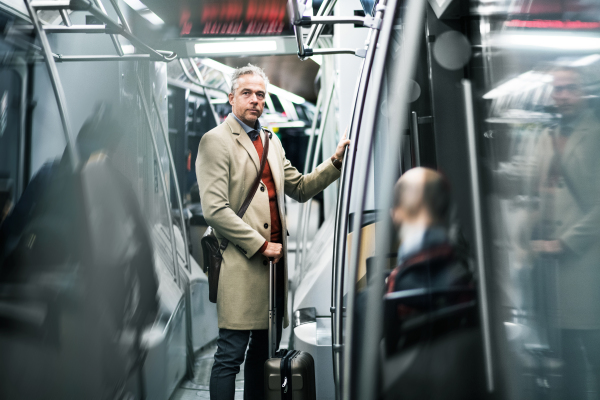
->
[505,19,600,30]
[176,0,293,37]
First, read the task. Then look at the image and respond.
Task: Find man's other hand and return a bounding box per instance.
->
[262,242,283,263]
[334,131,351,161]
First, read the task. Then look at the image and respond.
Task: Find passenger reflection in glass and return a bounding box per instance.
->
[528,66,600,400]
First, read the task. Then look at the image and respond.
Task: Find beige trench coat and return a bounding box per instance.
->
[533,109,600,329]
[196,114,341,330]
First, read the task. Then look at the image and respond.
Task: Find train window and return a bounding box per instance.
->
[294,103,308,122]
[471,1,600,398]
[269,93,285,114]
[0,66,25,215]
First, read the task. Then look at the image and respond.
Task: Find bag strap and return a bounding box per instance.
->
[219,131,270,252]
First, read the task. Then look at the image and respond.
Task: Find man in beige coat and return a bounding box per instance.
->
[196,64,349,400]
[530,66,600,399]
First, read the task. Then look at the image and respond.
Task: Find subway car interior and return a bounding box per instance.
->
[1,0,600,399]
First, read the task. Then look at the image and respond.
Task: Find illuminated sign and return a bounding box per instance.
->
[174,0,294,37]
[505,19,600,30]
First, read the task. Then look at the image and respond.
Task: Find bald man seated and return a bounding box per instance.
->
[387,167,472,294]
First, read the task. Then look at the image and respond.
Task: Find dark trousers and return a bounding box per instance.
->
[210,262,284,400]
[561,329,600,400]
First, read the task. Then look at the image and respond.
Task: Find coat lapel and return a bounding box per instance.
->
[265,130,282,195]
[226,114,260,173]
[562,111,592,168]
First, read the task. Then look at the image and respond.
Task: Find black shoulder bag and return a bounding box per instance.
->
[201,133,270,303]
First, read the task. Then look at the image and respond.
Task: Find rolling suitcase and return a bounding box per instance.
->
[264,260,317,400]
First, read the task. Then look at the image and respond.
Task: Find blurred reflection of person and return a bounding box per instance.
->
[387,167,472,293]
[530,66,600,399]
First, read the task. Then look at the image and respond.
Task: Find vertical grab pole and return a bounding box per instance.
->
[462,79,494,392]
[152,91,192,272]
[410,111,421,166]
[136,76,181,286]
[299,81,335,273]
[294,88,323,277]
[289,0,305,57]
[23,0,80,170]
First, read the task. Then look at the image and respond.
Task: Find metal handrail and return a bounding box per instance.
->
[306,0,338,49]
[187,58,223,125]
[23,0,176,62]
[69,0,176,61]
[294,88,323,275]
[329,15,383,400]
[289,0,304,57]
[91,0,123,56]
[332,29,377,400]
[178,59,230,96]
[23,0,79,170]
[298,81,335,275]
[410,111,421,166]
[296,16,366,26]
[463,79,494,392]
[350,0,428,398]
[136,76,181,286]
[151,90,192,274]
[109,0,132,34]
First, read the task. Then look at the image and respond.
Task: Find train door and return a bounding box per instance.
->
[333,0,490,398]
[467,1,600,399]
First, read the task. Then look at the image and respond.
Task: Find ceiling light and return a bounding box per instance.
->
[195,41,278,55]
[493,32,600,51]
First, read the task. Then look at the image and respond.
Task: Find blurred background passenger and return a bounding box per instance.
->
[529,66,600,399]
[0,105,158,399]
[387,167,472,294]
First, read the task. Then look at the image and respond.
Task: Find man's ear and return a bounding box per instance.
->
[228,92,234,106]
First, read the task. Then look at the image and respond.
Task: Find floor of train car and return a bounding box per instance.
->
[170,343,244,399]
[172,198,306,399]
[170,282,293,400]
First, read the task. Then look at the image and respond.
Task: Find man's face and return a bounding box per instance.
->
[552,70,584,117]
[229,74,266,125]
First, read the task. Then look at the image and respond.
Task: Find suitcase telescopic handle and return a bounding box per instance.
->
[269,259,277,359]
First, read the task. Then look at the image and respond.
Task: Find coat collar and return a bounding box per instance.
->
[267,134,282,195]
[561,109,595,162]
[226,114,260,172]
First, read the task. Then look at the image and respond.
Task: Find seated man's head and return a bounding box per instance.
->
[229,64,270,127]
[391,167,450,237]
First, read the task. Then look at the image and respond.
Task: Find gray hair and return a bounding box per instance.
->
[230,64,269,95]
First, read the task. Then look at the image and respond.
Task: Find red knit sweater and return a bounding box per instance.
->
[253,136,282,253]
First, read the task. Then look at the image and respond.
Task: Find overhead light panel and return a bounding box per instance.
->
[195,40,278,55]
[493,32,600,51]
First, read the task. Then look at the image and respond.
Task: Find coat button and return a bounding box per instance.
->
[263,260,268,266]
[264,223,269,229]
[260,186,265,192]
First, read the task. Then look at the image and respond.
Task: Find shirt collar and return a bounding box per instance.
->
[232,113,262,141]
[397,227,449,265]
